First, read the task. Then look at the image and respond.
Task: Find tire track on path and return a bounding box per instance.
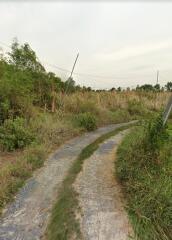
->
[74,130,133,240]
[0,122,133,240]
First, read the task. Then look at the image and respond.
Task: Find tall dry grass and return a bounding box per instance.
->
[59,91,170,113]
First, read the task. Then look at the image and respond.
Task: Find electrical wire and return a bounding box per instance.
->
[0,40,161,82]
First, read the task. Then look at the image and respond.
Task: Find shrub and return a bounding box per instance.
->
[75,112,97,131]
[0,117,34,151]
[143,114,168,154]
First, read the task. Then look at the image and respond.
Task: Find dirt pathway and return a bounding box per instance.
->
[0,123,132,240]
[74,130,133,240]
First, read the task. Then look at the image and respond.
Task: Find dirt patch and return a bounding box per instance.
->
[0,150,22,167]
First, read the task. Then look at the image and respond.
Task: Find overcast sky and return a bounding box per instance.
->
[0,1,172,89]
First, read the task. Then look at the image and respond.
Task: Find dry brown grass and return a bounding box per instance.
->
[60,91,170,113]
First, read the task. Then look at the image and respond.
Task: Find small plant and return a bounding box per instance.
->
[75,112,97,131]
[24,144,46,170]
[144,114,168,154]
[0,117,34,151]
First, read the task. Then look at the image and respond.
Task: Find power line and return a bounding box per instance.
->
[0,40,166,82]
[43,61,71,73]
[0,41,11,49]
[69,53,79,79]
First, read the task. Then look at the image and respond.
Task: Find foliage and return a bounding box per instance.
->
[0,117,34,151]
[0,38,171,221]
[8,38,45,72]
[136,83,164,92]
[165,82,172,91]
[75,112,97,131]
[116,118,172,240]
[144,114,168,153]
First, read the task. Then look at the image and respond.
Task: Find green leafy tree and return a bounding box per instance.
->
[8,39,45,73]
[165,82,172,91]
[154,84,160,91]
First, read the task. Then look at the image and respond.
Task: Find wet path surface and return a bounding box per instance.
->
[74,130,133,240]
[0,122,133,240]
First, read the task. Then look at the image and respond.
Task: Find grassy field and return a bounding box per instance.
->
[116,117,172,240]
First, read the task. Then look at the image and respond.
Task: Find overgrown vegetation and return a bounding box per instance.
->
[0,143,46,213]
[46,123,136,240]
[0,39,171,214]
[116,116,172,240]
[0,117,35,151]
[75,112,97,131]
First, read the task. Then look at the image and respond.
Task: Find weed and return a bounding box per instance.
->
[0,143,47,214]
[116,117,172,240]
[75,112,97,131]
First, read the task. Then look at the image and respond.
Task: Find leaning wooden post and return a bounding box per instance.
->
[162,95,172,126]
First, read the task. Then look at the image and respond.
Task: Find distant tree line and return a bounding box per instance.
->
[109,82,172,92]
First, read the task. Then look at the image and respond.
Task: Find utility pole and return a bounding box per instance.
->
[156,70,159,84]
[65,53,79,94]
[69,53,79,80]
[163,95,172,125]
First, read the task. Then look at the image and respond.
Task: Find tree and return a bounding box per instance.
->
[64,77,76,93]
[165,82,172,91]
[154,84,160,91]
[8,39,45,73]
[110,87,116,92]
[137,84,154,91]
[47,72,62,112]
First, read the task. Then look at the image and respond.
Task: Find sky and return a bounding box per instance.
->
[0,1,172,89]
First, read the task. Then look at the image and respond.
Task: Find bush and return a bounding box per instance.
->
[75,112,97,131]
[0,117,34,151]
[144,114,168,153]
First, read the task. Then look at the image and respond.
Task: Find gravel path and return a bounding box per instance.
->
[74,130,133,240]
[0,122,133,240]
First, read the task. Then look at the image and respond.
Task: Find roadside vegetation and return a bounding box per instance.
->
[116,115,172,240]
[46,122,136,240]
[0,39,171,214]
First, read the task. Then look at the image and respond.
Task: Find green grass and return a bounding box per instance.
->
[46,122,137,240]
[116,123,172,240]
